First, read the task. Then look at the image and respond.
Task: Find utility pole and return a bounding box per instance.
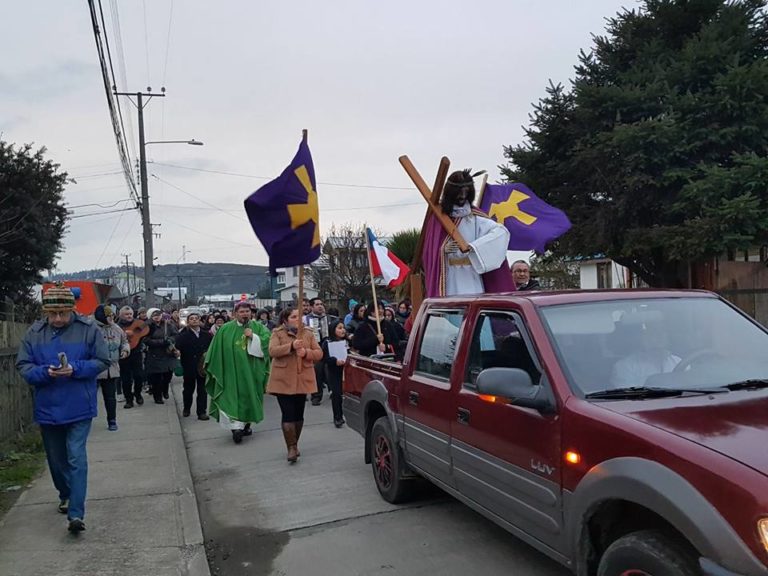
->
[177,266,183,309]
[114,87,166,306]
[122,253,131,295]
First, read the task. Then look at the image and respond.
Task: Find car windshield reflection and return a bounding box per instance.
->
[539,297,768,398]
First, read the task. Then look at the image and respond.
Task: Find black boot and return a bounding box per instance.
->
[232,429,244,444]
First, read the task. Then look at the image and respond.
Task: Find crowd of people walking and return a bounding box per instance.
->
[14,283,421,532]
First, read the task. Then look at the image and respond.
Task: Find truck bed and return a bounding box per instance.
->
[343,353,402,436]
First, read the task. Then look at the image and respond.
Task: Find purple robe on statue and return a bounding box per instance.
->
[422,210,517,298]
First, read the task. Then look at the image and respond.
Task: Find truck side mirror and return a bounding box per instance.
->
[476,367,551,412]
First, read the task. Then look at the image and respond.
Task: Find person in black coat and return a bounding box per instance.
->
[351,307,397,356]
[143,309,179,404]
[321,320,348,428]
[174,312,212,419]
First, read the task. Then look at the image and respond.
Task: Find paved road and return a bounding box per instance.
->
[176,385,570,576]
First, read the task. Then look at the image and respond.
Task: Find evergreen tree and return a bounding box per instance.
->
[503,0,768,287]
[0,142,69,302]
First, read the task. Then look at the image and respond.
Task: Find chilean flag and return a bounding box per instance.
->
[367,228,410,288]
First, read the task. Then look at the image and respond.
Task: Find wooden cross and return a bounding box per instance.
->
[398,155,473,309]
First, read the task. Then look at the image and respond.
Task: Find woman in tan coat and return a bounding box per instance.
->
[267,307,323,462]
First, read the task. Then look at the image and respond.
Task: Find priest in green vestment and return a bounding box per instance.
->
[204,301,272,444]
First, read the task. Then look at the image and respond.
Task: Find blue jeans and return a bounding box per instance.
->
[40,419,92,521]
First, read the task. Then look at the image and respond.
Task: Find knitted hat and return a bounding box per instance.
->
[146,307,161,318]
[42,283,75,312]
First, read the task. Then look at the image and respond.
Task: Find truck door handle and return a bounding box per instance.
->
[457,407,471,425]
[408,391,419,406]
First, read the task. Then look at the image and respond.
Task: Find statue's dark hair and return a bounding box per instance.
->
[440,169,485,214]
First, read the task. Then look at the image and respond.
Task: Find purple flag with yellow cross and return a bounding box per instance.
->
[478,183,571,253]
[244,135,320,275]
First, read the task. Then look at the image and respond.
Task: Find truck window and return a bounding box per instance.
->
[415,310,464,381]
[465,311,541,388]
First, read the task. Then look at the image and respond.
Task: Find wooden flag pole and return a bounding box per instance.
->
[476,173,489,208]
[399,155,470,253]
[364,229,383,342]
[298,265,304,311]
[297,128,308,319]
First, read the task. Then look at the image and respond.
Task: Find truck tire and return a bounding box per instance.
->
[597,530,700,576]
[370,416,412,504]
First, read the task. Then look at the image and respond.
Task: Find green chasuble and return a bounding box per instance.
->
[204,320,271,424]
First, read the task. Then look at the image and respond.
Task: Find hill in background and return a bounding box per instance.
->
[50,262,271,298]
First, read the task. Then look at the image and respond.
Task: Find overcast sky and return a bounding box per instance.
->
[2,0,633,274]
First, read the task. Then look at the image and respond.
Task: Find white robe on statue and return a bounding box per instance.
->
[444,206,510,296]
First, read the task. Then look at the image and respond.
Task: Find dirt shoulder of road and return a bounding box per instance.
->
[0,430,44,518]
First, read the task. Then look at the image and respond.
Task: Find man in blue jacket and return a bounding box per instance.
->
[16,284,109,533]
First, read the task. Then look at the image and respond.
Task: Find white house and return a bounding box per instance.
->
[155,286,187,302]
[274,266,318,304]
[578,257,644,289]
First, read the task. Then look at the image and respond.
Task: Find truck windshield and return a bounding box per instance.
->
[538,297,768,397]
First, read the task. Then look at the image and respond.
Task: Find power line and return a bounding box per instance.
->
[162,216,254,248]
[69,207,135,219]
[93,200,129,268]
[150,173,247,222]
[148,161,416,191]
[142,0,151,85]
[96,0,134,196]
[162,0,174,83]
[66,161,121,171]
[64,184,132,194]
[68,212,131,226]
[70,170,125,180]
[105,211,140,269]
[152,200,424,213]
[107,0,137,160]
[67,198,133,210]
[87,0,139,205]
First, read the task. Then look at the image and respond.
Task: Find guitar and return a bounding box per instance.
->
[123,319,150,350]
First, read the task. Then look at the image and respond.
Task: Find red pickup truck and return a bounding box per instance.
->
[344,290,768,576]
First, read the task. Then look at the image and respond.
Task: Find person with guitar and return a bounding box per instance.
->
[117,306,149,408]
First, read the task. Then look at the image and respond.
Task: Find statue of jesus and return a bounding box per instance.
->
[422,169,515,297]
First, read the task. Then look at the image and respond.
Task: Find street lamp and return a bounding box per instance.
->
[145,139,204,146]
[138,138,204,306]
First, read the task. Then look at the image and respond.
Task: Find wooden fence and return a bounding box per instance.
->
[0,320,34,443]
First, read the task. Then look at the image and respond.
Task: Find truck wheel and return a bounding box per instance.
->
[370,416,412,504]
[597,530,699,576]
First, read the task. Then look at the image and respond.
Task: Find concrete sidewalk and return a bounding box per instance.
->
[0,383,209,576]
